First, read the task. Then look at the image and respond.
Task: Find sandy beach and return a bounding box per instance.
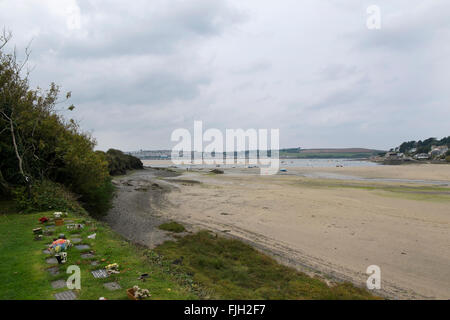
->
[108,162,450,299]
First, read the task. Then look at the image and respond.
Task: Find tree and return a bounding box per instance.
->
[1,33,113,215]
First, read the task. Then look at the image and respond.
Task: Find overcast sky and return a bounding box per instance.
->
[1,0,449,151]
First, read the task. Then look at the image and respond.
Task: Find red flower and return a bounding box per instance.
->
[39,217,49,223]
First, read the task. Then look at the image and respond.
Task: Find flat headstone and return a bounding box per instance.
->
[91,269,109,279]
[70,233,81,237]
[75,244,90,250]
[46,257,58,265]
[54,290,76,300]
[51,280,67,289]
[103,282,121,291]
[90,261,99,266]
[43,249,51,255]
[47,266,59,275]
[81,253,95,259]
[65,220,75,223]
[71,238,82,244]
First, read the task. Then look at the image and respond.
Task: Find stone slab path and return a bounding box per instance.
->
[51,280,67,289]
[54,290,77,300]
[75,244,90,250]
[39,217,126,300]
[104,282,121,291]
[81,253,95,259]
[91,269,109,279]
[46,257,58,265]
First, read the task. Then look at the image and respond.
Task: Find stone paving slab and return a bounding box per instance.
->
[51,280,67,289]
[81,253,95,259]
[54,290,76,300]
[103,282,121,291]
[47,266,60,275]
[75,244,90,250]
[46,257,58,264]
[91,269,109,279]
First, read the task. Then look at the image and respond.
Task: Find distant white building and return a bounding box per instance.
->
[414,153,430,160]
[385,152,404,160]
[429,145,448,158]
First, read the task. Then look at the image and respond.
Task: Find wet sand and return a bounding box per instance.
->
[160,163,450,299]
[108,163,450,299]
[104,168,184,247]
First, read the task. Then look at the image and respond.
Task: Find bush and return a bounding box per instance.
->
[1,41,115,216]
[446,155,450,163]
[79,178,115,215]
[103,149,143,176]
[13,180,87,215]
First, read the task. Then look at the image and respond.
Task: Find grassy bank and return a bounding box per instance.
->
[155,231,377,300]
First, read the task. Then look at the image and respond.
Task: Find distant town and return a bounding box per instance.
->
[128,137,450,164]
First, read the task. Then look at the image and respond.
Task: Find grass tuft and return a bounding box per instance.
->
[158,221,186,233]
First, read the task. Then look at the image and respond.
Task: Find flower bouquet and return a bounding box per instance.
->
[105,263,120,274]
[127,285,151,300]
[39,217,49,224]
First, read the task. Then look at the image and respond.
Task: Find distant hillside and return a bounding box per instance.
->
[298,148,380,154]
[279,148,383,159]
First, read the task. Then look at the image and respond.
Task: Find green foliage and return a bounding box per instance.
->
[0,39,113,215]
[156,231,378,299]
[101,149,143,176]
[446,156,450,163]
[13,180,86,215]
[399,136,450,154]
[158,221,186,233]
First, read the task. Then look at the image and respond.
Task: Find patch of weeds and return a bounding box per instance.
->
[155,231,378,300]
[159,221,186,233]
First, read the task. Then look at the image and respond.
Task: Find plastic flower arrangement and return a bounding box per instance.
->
[49,239,72,253]
[133,286,151,300]
[105,263,120,274]
[39,217,49,224]
[53,212,63,218]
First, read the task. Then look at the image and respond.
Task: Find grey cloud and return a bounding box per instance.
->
[1,0,449,151]
[357,1,450,51]
[34,0,245,58]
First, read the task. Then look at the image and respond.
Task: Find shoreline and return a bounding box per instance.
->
[104,164,450,300]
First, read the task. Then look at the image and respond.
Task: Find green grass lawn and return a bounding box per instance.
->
[155,231,377,300]
[0,210,197,300]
